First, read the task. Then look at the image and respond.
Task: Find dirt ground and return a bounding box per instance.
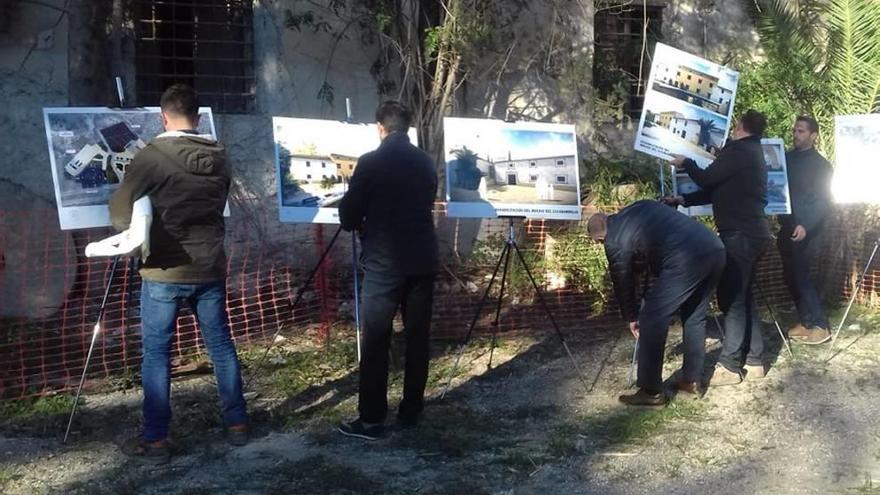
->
[3,306,880,495]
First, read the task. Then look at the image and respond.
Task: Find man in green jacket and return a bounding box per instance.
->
[110,84,248,464]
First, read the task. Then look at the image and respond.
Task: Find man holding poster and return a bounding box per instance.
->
[666,110,772,386]
[337,101,438,441]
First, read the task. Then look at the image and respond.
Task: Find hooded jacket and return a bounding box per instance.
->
[109,130,231,283]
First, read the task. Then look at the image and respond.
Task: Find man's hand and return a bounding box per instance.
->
[669,154,688,170]
[791,225,807,242]
[628,321,640,339]
[661,195,684,207]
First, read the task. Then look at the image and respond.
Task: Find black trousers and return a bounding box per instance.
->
[777,229,829,329]
[717,231,769,371]
[638,249,726,393]
[358,270,435,424]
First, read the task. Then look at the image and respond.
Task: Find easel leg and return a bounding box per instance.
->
[487,239,514,370]
[440,241,510,399]
[244,226,344,391]
[756,283,794,359]
[825,238,880,361]
[510,241,592,393]
[64,255,121,443]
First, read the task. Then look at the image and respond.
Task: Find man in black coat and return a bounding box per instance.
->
[667,110,772,387]
[778,116,833,344]
[337,101,438,440]
[589,200,725,405]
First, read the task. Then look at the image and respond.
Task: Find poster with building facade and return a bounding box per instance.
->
[444,118,581,220]
[272,117,418,224]
[43,107,216,230]
[635,42,739,167]
[673,138,792,216]
[833,114,880,204]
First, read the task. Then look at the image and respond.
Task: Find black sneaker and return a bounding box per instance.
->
[337,419,386,441]
[618,389,667,407]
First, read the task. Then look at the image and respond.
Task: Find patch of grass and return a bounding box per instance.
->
[266,455,385,495]
[0,394,75,422]
[254,340,358,397]
[559,400,707,451]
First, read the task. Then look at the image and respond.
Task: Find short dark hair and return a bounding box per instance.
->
[160,84,199,121]
[796,115,820,134]
[739,109,767,137]
[375,100,411,133]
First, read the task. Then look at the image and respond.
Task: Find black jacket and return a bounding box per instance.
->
[779,147,833,237]
[604,200,725,321]
[339,132,438,275]
[681,135,771,239]
[109,131,230,283]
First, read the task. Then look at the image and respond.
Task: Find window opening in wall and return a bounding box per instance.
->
[594,3,664,119]
[135,0,256,113]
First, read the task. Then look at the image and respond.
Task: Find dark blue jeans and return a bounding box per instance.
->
[717,232,769,372]
[140,279,248,441]
[358,270,434,424]
[638,249,726,393]
[778,230,829,329]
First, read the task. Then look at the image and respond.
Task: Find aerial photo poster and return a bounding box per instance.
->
[43,107,216,230]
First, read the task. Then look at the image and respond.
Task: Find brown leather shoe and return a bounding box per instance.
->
[788,323,811,338]
[709,364,742,387]
[675,380,702,399]
[744,364,766,380]
[793,327,831,345]
[619,389,667,407]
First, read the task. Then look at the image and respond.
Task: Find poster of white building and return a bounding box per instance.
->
[43,107,216,230]
[673,138,791,216]
[444,117,581,220]
[833,114,880,204]
[635,43,739,169]
[272,117,418,224]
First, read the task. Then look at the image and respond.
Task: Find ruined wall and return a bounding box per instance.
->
[0,0,69,207]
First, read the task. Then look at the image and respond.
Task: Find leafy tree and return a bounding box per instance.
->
[739,0,880,155]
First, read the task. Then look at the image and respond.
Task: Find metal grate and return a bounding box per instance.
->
[594,4,664,120]
[134,0,256,114]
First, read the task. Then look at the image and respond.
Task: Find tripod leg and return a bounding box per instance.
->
[510,242,592,393]
[756,284,794,359]
[440,242,510,399]
[487,240,514,370]
[352,234,362,363]
[244,226,343,391]
[64,255,121,444]
[825,239,879,361]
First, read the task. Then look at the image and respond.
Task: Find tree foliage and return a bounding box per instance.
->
[739,0,880,155]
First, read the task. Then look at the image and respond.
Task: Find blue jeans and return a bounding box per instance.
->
[778,229,829,329]
[717,232,769,371]
[140,279,248,441]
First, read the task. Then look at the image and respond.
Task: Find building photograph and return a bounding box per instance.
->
[444,117,580,220]
[652,60,734,115]
[639,92,728,162]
